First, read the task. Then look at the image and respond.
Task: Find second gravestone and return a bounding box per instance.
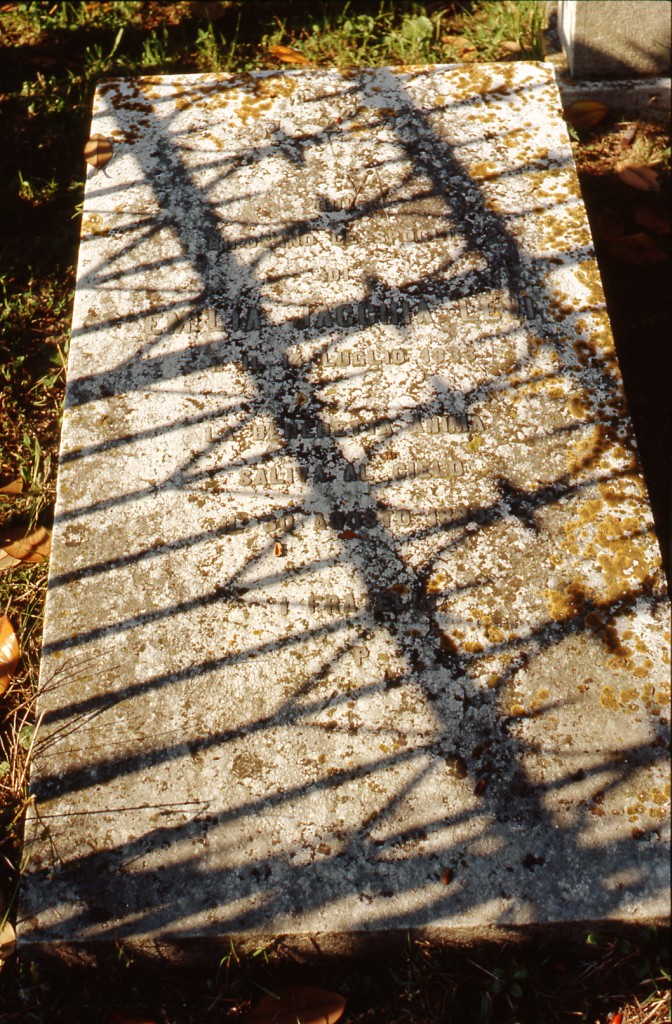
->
[21,63,669,951]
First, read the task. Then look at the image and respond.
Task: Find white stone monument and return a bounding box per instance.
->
[20,63,670,955]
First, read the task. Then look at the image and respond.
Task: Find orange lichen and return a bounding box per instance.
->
[601,686,620,711]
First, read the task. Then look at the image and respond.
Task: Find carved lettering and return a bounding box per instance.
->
[309,593,359,616]
[140,290,537,339]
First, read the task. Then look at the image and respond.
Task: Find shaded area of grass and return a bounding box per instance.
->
[0,2,669,1022]
[2,927,670,1023]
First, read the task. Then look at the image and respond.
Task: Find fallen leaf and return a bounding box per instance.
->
[84,134,113,170]
[274,541,284,556]
[267,45,311,65]
[0,918,16,959]
[616,163,660,192]
[442,34,474,54]
[499,40,521,53]
[605,232,668,265]
[190,0,226,18]
[633,205,670,234]
[0,553,21,573]
[441,867,454,885]
[338,530,360,540]
[0,616,19,696]
[618,122,638,148]
[0,479,23,495]
[564,99,609,129]
[246,986,346,1024]
[0,524,51,563]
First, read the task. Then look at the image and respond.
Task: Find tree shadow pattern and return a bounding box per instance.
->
[20,63,670,948]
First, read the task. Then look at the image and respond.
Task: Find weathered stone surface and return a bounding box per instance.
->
[556,0,672,78]
[20,63,670,950]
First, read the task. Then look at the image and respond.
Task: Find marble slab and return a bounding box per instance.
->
[19,62,670,952]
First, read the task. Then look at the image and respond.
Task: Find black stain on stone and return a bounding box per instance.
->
[522,853,545,870]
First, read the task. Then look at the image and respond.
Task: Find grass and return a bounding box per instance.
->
[0,1,669,1021]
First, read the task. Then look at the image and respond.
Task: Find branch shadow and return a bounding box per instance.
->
[20,64,670,951]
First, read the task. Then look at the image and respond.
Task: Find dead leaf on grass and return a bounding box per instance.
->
[605,232,668,265]
[0,479,23,495]
[0,616,19,696]
[499,40,521,53]
[0,553,21,573]
[246,985,347,1024]
[564,99,609,129]
[633,205,671,234]
[618,122,638,148]
[0,525,51,564]
[267,45,311,65]
[442,34,476,55]
[84,134,114,170]
[616,163,660,192]
[0,918,16,960]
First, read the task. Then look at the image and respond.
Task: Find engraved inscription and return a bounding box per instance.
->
[139,291,539,338]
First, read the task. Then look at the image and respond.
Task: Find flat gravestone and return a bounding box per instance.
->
[20,63,670,954]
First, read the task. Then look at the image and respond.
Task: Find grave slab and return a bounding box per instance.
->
[20,63,670,954]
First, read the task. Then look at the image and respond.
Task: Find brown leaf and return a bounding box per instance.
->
[0,918,16,959]
[633,205,670,234]
[564,99,609,129]
[605,232,668,265]
[442,35,475,54]
[499,40,521,53]
[0,525,51,563]
[274,541,284,556]
[338,530,360,540]
[0,479,23,495]
[618,122,638,149]
[84,134,113,170]
[616,163,660,192]
[246,985,347,1024]
[0,616,19,696]
[441,867,454,885]
[267,45,311,65]
[0,553,21,573]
